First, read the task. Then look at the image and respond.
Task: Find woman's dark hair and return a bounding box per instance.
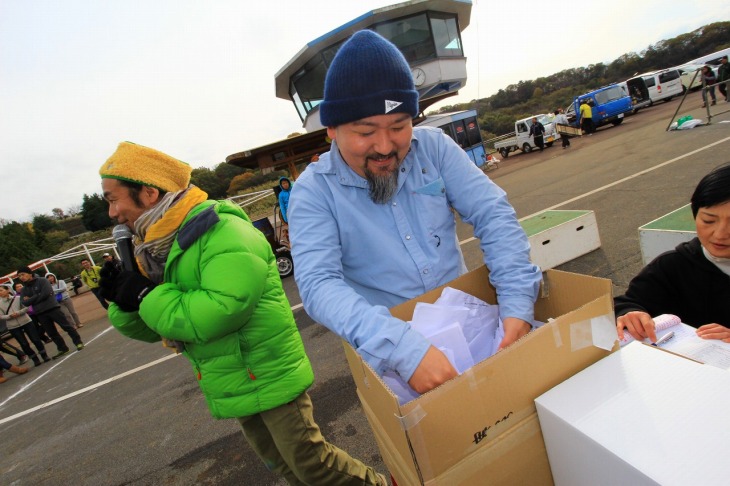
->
[691,163,730,217]
[119,180,167,206]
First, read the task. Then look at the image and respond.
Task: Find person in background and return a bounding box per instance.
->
[0,337,28,365]
[579,98,594,135]
[17,266,84,359]
[0,351,28,384]
[277,177,292,244]
[71,275,83,296]
[46,273,83,329]
[102,252,123,273]
[554,108,571,149]
[97,141,387,486]
[717,55,729,102]
[14,282,51,343]
[700,65,717,108]
[80,259,109,309]
[289,30,541,396]
[528,116,546,152]
[615,162,730,343]
[0,284,50,366]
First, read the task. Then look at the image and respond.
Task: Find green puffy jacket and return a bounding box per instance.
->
[109,200,313,419]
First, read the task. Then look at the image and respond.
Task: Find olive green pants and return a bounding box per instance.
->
[238,391,386,486]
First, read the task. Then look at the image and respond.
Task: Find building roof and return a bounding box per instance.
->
[274,0,472,101]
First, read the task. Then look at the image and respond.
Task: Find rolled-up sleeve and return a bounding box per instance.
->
[434,131,542,323]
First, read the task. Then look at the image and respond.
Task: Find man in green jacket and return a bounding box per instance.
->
[98,142,386,486]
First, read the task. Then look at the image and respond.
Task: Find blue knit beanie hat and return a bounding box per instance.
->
[320,30,419,127]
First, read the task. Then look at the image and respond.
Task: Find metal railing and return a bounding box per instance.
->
[667,70,730,130]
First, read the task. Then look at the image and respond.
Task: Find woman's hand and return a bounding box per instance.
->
[617,311,657,343]
[696,324,730,343]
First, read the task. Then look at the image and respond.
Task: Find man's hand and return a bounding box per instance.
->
[407,345,458,394]
[105,270,155,313]
[616,311,657,343]
[498,317,532,350]
[697,323,730,343]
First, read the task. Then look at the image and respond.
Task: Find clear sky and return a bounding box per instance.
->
[1,0,728,222]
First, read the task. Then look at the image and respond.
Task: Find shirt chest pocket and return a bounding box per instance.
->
[413,177,454,234]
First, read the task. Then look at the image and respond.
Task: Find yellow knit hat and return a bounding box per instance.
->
[99,142,192,192]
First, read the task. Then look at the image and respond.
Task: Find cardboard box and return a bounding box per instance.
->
[639,204,695,265]
[520,210,601,270]
[555,124,582,137]
[535,342,730,485]
[343,266,616,485]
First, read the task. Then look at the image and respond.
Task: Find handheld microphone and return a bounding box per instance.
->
[112,224,139,273]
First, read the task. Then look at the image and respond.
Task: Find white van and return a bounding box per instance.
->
[677,63,720,92]
[685,47,730,67]
[618,78,651,112]
[629,68,683,104]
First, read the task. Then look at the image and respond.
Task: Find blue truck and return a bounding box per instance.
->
[565,84,633,130]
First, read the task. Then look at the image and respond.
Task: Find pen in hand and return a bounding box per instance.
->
[651,331,675,347]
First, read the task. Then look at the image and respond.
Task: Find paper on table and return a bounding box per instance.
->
[660,323,730,371]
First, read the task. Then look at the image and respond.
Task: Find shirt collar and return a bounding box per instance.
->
[313,130,421,189]
[702,245,730,277]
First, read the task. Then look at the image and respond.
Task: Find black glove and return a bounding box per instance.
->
[99,264,121,302]
[106,270,156,313]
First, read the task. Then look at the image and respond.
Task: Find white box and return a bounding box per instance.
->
[520,210,601,270]
[639,204,696,265]
[535,343,730,486]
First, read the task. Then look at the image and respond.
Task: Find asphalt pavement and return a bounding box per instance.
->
[1,97,729,485]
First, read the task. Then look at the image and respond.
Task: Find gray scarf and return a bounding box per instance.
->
[133,189,187,284]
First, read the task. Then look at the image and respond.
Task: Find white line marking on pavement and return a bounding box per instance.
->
[459,136,730,246]
[0,326,116,410]
[0,352,179,426]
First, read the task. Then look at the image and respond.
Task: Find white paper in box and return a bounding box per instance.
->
[535,342,730,486]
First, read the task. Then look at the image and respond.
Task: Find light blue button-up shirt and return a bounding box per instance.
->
[290,126,541,381]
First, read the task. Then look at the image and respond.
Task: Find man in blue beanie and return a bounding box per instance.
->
[289,30,541,395]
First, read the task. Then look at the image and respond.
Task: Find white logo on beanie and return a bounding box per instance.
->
[385,100,403,113]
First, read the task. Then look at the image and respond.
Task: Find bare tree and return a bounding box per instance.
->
[66,204,82,217]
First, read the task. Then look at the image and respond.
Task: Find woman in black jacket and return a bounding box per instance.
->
[615,163,730,342]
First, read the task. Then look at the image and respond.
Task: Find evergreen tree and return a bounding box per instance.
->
[0,221,43,275]
[191,167,228,199]
[81,193,113,231]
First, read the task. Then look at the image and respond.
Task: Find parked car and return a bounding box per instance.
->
[493,114,560,158]
[684,47,730,67]
[628,68,683,103]
[677,63,720,92]
[565,84,633,129]
[618,78,651,113]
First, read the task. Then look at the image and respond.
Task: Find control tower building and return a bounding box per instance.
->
[227,0,473,176]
